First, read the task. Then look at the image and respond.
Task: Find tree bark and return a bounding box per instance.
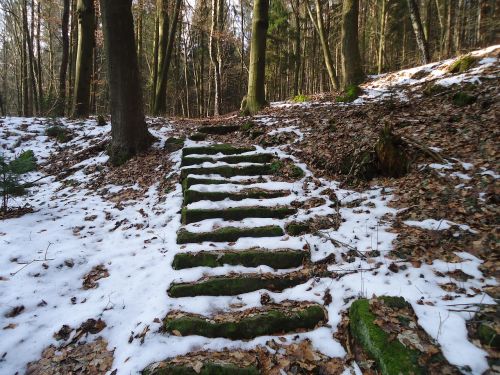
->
[99,0,154,164]
[209,0,223,115]
[58,0,70,116]
[241,0,269,115]
[377,0,387,74]
[341,0,364,88]
[72,0,95,118]
[407,0,430,64]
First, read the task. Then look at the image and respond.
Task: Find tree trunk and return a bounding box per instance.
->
[341,0,364,88]
[72,0,95,118]
[407,0,430,64]
[58,0,70,116]
[209,0,223,115]
[241,0,269,115]
[99,0,154,165]
[377,0,387,74]
[306,0,340,90]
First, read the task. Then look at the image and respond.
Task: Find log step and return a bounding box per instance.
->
[181,206,296,224]
[181,153,274,167]
[182,176,262,191]
[184,188,290,204]
[167,271,309,297]
[163,303,326,340]
[176,225,284,244]
[180,164,274,180]
[172,248,307,270]
[182,144,255,157]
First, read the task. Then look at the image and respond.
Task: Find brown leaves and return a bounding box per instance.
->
[82,265,109,289]
[4,305,24,318]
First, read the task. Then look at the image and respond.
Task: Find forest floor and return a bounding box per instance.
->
[0,45,498,374]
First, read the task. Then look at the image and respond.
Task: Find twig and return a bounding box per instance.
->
[10,242,54,276]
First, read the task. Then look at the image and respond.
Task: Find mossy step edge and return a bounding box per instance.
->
[176,225,284,244]
[181,153,274,166]
[143,363,259,375]
[182,144,256,157]
[183,189,289,204]
[181,206,297,224]
[180,164,274,180]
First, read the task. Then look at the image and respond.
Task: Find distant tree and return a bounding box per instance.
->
[407,0,430,64]
[57,0,70,116]
[241,0,269,115]
[0,92,5,116]
[100,0,154,165]
[341,0,364,87]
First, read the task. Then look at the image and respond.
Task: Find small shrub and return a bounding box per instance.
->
[452,92,476,106]
[292,94,309,103]
[1,150,37,213]
[448,55,478,73]
[240,122,254,132]
[336,85,362,103]
[46,125,72,143]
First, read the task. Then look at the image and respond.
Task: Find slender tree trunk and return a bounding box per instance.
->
[22,0,38,115]
[241,0,269,115]
[72,0,95,118]
[306,0,340,90]
[210,0,223,115]
[377,0,387,74]
[342,0,364,87]
[99,0,154,164]
[292,0,301,96]
[58,0,70,116]
[407,0,430,64]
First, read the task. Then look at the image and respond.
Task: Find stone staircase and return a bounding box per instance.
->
[146,143,329,373]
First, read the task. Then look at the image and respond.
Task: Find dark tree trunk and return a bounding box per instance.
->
[407,0,430,64]
[241,0,269,115]
[99,0,154,165]
[341,0,364,87]
[72,0,95,118]
[58,0,70,116]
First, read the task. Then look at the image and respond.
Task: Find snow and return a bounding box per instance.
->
[2,45,499,374]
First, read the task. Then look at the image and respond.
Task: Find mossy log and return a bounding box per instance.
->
[182,177,260,191]
[184,189,289,204]
[176,225,284,244]
[181,153,274,167]
[189,133,207,141]
[349,298,423,375]
[180,164,273,180]
[182,144,255,157]
[143,363,259,375]
[182,206,296,224]
[286,222,312,236]
[168,272,308,297]
[172,249,307,269]
[164,305,326,339]
[198,125,241,135]
[165,137,185,152]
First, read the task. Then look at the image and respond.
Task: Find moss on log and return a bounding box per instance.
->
[349,298,422,375]
[184,189,289,204]
[164,305,326,339]
[165,137,185,152]
[181,153,274,167]
[182,144,255,157]
[168,272,307,297]
[181,206,296,224]
[176,225,284,244]
[172,249,307,269]
[182,177,259,191]
[286,222,312,236]
[180,164,273,180]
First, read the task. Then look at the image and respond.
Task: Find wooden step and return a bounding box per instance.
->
[181,206,296,224]
[163,302,326,340]
[167,270,310,297]
[180,164,274,180]
[172,248,307,270]
[176,225,283,244]
[182,144,255,157]
[182,176,263,190]
[183,188,290,204]
[181,153,274,167]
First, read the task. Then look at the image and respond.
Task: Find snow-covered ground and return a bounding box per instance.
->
[1,45,498,375]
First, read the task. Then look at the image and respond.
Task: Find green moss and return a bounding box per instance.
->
[379,296,410,309]
[176,225,284,244]
[189,133,207,141]
[181,153,274,167]
[164,305,325,339]
[336,85,362,103]
[143,363,259,375]
[452,92,476,106]
[182,177,257,190]
[240,122,254,132]
[182,144,255,157]
[180,164,273,180]
[168,273,307,297]
[165,137,185,152]
[448,55,478,73]
[181,206,296,224]
[286,222,311,236]
[183,189,288,204]
[292,94,309,103]
[270,160,283,174]
[478,323,500,349]
[45,125,72,143]
[349,299,422,375]
[172,249,307,270]
[198,125,241,135]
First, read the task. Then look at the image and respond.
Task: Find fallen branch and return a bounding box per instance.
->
[400,135,446,163]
